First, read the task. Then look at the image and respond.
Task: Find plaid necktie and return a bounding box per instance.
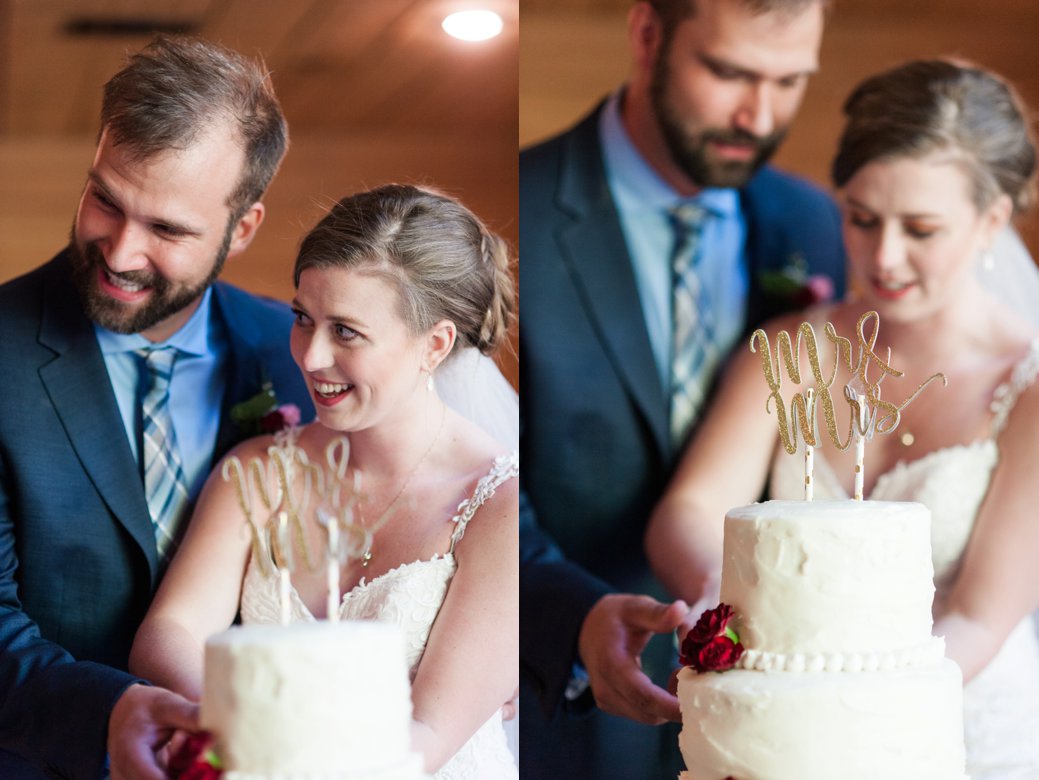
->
[669,203,718,448]
[137,347,190,568]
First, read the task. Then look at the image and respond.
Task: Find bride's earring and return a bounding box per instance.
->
[982,247,996,272]
[426,370,435,393]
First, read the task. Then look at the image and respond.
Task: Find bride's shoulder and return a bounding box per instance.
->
[989,336,1039,442]
[443,407,515,462]
[450,442,518,525]
[460,447,518,508]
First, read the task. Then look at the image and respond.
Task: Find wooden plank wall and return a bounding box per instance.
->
[520,0,1039,256]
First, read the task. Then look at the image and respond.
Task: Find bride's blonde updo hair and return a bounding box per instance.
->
[293,184,515,356]
[832,59,1037,215]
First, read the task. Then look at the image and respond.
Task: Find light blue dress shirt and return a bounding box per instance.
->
[95,287,227,502]
[599,90,749,393]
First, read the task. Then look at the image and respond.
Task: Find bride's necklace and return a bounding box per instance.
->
[359,402,446,568]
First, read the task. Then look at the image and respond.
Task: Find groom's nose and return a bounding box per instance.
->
[106,220,151,274]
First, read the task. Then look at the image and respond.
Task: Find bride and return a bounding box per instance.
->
[645,60,1039,778]
[130,184,519,778]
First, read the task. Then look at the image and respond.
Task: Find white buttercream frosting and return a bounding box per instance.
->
[678,661,967,780]
[201,621,427,779]
[736,634,946,673]
[721,499,935,656]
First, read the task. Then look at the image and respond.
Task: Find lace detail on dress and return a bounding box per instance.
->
[989,338,1039,436]
[449,451,518,552]
[238,451,519,780]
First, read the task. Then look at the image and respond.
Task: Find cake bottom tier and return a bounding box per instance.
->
[677,659,966,780]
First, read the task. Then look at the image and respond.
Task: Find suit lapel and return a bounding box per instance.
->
[211,284,269,460]
[740,181,768,330]
[556,108,670,459]
[36,262,158,576]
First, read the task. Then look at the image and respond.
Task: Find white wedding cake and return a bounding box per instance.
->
[200,621,428,780]
[677,499,967,779]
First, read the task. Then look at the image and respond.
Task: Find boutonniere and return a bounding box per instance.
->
[758,252,834,310]
[169,731,223,779]
[230,380,301,436]
[679,603,745,673]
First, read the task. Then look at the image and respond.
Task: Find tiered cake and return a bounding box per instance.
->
[677,499,967,779]
[200,621,428,779]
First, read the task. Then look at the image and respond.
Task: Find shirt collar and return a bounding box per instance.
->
[600,88,740,221]
[95,286,214,357]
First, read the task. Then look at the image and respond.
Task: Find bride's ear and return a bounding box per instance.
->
[423,319,457,374]
[980,193,1014,245]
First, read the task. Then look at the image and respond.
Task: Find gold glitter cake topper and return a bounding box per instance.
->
[749,311,946,499]
[221,428,389,623]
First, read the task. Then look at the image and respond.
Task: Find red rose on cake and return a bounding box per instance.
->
[686,602,735,644]
[169,731,223,779]
[680,603,744,673]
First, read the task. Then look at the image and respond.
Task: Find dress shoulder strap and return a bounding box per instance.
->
[990,338,1039,437]
[448,451,519,553]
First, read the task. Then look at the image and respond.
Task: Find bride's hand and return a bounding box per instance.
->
[577,594,689,725]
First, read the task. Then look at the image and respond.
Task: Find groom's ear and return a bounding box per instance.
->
[424,319,457,373]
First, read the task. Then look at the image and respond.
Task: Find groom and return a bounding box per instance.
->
[520,0,846,777]
[0,36,312,777]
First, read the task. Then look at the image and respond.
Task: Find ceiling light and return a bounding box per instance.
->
[442,10,503,42]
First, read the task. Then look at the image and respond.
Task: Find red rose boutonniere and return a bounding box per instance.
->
[758,253,835,313]
[680,603,745,673]
[259,402,302,433]
[169,731,223,779]
[231,380,301,435]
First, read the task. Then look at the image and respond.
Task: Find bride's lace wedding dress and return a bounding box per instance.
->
[770,339,1039,779]
[239,450,520,780]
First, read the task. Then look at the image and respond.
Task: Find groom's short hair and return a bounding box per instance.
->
[99,35,288,219]
[646,0,830,42]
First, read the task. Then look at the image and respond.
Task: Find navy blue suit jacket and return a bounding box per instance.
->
[0,251,313,778]
[520,103,847,721]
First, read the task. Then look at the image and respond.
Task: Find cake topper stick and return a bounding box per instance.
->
[325,519,340,623]
[853,395,869,501]
[273,510,294,625]
[804,388,815,501]
[313,436,373,621]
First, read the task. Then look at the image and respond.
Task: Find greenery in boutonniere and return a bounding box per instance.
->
[758,252,835,313]
[231,381,301,436]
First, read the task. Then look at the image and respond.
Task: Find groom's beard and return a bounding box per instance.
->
[68,221,232,335]
[649,44,786,189]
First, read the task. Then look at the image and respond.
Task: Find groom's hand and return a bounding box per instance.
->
[578,594,689,725]
[108,683,199,780]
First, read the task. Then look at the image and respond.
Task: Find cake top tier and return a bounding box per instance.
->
[721,499,935,658]
[201,620,416,775]
[205,619,400,649]
[725,499,929,528]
